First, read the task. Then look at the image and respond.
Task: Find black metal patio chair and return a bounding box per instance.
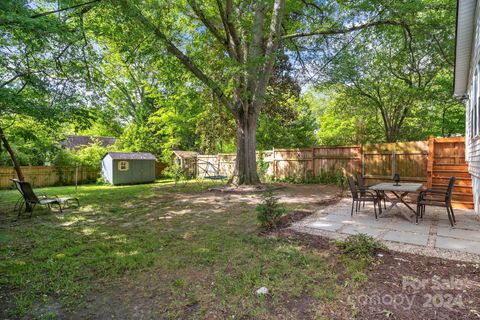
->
[348,175,380,219]
[355,172,386,211]
[416,176,456,227]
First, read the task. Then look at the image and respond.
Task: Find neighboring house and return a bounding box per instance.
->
[60,134,118,151]
[454,0,480,213]
[101,152,156,185]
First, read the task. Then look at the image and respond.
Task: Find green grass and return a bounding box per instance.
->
[0,180,361,319]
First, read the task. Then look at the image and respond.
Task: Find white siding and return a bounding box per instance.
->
[465,1,480,213]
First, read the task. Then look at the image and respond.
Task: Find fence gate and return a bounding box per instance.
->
[362,141,429,186]
[427,137,473,209]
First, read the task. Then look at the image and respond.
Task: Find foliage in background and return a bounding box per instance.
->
[256,187,287,230]
[257,151,271,183]
[257,96,317,149]
[0,0,97,178]
[310,0,464,144]
[73,140,113,170]
[0,0,466,181]
[0,119,64,166]
[51,139,112,171]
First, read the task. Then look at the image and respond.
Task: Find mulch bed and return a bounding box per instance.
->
[275,229,480,320]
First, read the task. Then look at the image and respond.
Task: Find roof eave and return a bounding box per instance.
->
[454,0,477,97]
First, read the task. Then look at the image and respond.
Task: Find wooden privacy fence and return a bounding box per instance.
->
[0,161,168,189]
[194,137,473,208]
[426,137,472,208]
[197,154,236,178]
[196,142,426,183]
[0,166,99,189]
[362,141,429,185]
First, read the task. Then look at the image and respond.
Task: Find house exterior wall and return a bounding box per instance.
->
[111,159,156,185]
[465,0,480,214]
[101,154,114,184]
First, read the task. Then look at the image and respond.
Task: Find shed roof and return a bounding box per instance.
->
[61,134,118,151]
[104,152,157,160]
[173,150,198,159]
[454,0,477,96]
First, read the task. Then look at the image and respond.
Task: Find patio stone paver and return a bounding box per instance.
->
[383,230,429,246]
[435,236,480,255]
[387,220,432,234]
[308,221,344,232]
[437,219,479,231]
[316,214,356,224]
[292,198,480,262]
[436,226,480,242]
[341,224,384,237]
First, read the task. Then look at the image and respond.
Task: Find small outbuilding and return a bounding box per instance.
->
[172,150,198,178]
[101,152,156,185]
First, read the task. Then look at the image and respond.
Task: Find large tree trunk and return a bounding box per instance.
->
[117,0,285,185]
[0,127,25,181]
[231,111,260,185]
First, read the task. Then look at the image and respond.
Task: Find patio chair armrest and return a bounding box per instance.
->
[420,189,447,196]
[362,190,378,198]
[418,189,448,202]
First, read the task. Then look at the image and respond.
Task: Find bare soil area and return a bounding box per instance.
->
[277,229,480,320]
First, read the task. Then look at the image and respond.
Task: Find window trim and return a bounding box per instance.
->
[472,65,480,139]
[118,161,129,171]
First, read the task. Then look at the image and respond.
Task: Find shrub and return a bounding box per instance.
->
[257,151,270,182]
[256,186,287,229]
[335,234,387,260]
[164,162,190,181]
[74,139,110,169]
[274,169,347,188]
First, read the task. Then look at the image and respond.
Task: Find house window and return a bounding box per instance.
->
[118,161,129,171]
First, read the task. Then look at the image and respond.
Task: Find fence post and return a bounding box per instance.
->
[310,146,314,178]
[427,136,434,188]
[359,144,364,176]
[391,147,396,178]
[272,148,276,179]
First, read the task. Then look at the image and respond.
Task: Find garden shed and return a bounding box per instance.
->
[101,152,156,185]
[172,150,198,178]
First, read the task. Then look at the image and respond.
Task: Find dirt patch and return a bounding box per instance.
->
[275,209,315,229]
[207,183,284,193]
[276,230,480,320]
[261,194,342,231]
[355,250,480,320]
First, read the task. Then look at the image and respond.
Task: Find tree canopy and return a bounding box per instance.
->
[0,0,464,183]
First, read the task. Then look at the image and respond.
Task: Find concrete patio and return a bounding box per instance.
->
[291,198,480,262]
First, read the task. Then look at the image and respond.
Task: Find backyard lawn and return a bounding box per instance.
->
[0,181,363,319]
[2,181,480,319]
